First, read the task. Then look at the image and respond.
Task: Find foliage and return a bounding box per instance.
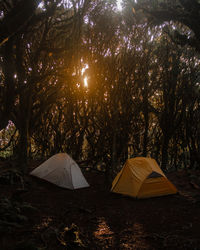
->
[0,0,42,46]
[133,0,200,52]
[0,0,199,178]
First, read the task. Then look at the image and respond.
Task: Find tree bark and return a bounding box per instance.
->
[18,118,30,174]
[161,136,170,170]
[142,97,149,157]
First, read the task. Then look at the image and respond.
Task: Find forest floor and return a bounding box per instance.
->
[0,161,200,250]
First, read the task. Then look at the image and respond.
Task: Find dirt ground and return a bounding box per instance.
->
[0,164,200,250]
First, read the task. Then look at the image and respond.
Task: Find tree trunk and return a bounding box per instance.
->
[161,136,170,170]
[105,128,116,187]
[17,91,32,174]
[18,118,30,174]
[74,130,85,160]
[142,103,149,157]
[1,39,15,130]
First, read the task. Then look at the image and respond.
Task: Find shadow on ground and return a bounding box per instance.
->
[0,168,200,250]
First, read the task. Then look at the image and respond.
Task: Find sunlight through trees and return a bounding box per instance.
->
[0,0,199,174]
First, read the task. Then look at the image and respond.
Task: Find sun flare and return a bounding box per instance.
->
[117,0,122,10]
[84,76,88,87]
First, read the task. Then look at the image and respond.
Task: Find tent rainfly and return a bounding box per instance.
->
[111,157,177,198]
[30,153,89,189]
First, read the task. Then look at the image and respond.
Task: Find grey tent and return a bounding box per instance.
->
[30,153,89,189]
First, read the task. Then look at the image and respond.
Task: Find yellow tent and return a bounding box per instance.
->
[111,157,177,198]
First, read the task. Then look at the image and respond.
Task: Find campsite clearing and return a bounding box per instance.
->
[0,164,200,250]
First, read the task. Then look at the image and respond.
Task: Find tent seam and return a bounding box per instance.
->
[136,171,154,198]
[111,166,125,191]
[70,162,74,189]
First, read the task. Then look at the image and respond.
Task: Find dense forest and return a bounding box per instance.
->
[1,1,200,250]
[0,0,200,175]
